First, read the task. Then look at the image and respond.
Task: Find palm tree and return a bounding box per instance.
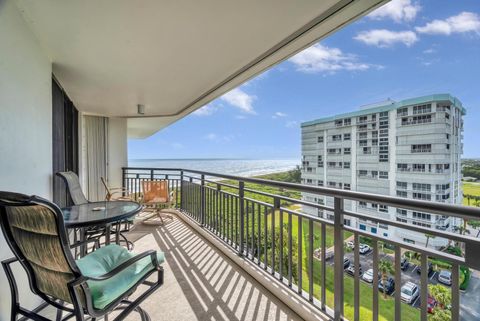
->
[425,234,436,248]
[378,259,394,299]
[428,284,451,310]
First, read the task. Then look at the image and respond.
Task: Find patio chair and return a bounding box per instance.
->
[140,180,175,226]
[0,191,164,321]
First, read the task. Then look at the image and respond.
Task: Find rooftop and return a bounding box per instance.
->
[301,93,466,127]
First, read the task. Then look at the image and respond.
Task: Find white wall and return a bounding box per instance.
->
[0,0,52,319]
[108,118,128,189]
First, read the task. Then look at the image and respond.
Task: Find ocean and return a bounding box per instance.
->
[128,159,299,177]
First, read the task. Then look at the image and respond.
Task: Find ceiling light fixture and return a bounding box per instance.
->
[137,104,145,115]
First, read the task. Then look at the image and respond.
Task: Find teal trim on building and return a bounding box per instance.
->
[301,94,466,128]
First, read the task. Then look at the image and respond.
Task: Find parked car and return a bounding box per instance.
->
[346,241,355,249]
[325,249,334,260]
[378,277,395,295]
[401,282,420,304]
[362,269,375,283]
[344,258,351,269]
[346,263,363,276]
[427,295,438,314]
[437,270,452,286]
[400,258,410,271]
[417,262,433,276]
[359,244,371,254]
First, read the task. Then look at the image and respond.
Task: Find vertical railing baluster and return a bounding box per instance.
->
[257,203,261,264]
[200,175,205,226]
[264,205,268,269]
[235,194,239,248]
[321,223,326,311]
[246,200,250,257]
[333,197,344,321]
[288,212,293,287]
[238,181,245,256]
[354,233,360,321]
[394,245,402,321]
[180,171,184,210]
[372,239,378,321]
[230,194,234,244]
[272,199,279,274]
[308,220,314,302]
[298,216,302,295]
[279,208,284,281]
[420,254,428,321]
[451,262,460,321]
[372,239,379,321]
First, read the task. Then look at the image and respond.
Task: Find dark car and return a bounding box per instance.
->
[378,277,395,295]
[400,258,410,271]
[344,258,351,269]
[417,262,433,276]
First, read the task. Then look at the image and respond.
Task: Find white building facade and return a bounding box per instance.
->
[301,94,465,248]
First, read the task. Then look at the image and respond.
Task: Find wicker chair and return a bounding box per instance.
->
[140,180,175,226]
[0,191,164,321]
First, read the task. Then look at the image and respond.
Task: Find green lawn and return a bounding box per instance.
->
[463,181,480,206]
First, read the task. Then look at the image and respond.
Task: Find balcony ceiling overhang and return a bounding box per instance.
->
[15,0,387,138]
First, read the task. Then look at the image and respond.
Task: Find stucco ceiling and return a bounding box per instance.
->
[15,0,387,138]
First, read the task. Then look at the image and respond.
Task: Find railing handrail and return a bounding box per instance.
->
[122,166,480,221]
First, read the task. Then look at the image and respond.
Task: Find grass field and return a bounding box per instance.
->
[463,181,480,206]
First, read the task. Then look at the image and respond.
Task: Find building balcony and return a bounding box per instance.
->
[119,167,480,321]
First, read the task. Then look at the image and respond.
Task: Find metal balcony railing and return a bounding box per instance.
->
[122,167,480,321]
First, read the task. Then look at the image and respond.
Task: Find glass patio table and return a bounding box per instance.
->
[62,200,142,255]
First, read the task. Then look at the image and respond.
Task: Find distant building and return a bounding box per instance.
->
[463,177,478,182]
[301,94,465,248]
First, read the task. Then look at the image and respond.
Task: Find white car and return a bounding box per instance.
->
[359,244,371,254]
[346,241,355,249]
[401,282,420,304]
[362,269,374,283]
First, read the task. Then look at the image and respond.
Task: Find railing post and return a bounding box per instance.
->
[238,181,245,257]
[180,170,184,210]
[121,168,126,196]
[333,197,344,321]
[150,169,154,180]
[200,174,205,226]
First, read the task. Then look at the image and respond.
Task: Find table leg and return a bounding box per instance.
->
[105,224,111,245]
[80,228,87,257]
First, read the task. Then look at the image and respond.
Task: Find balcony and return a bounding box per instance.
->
[121,167,480,321]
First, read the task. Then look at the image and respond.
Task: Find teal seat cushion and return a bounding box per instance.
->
[76,244,164,310]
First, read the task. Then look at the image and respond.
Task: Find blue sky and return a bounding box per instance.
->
[129,0,480,160]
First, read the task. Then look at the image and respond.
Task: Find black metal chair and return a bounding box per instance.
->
[0,191,164,321]
[56,171,133,250]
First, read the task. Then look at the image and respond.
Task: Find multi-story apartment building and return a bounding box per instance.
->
[301,94,465,248]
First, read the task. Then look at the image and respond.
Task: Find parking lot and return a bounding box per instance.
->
[327,247,450,309]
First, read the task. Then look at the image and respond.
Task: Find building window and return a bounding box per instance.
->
[379,171,389,179]
[411,144,431,153]
[379,205,388,213]
[397,209,407,216]
[318,136,324,143]
[372,139,378,146]
[344,148,351,155]
[371,227,377,234]
[413,193,431,201]
[412,164,426,172]
[413,183,431,192]
[413,212,431,220]
[359,140,368,147]
[359,170,368,177]
[344,133,351,141]
[397,163,408,172]
[328,181,336,187]
[344,162,350,169]
[363,147,371,154]
[403,238,415,244]
[344,118,351,126]
[397,107,408,116]
[328,162,336,168]
[344,184,351,190]
[335,120,343,127]
[397,181,408,189]
[413,104,432,115]
[332,134,342,141]
[358,116,367,124]
[359,132,367,139]
[306,179,313,184]
[318,180,324,186]
[397,191,408,198]
[372,171,378,179]
[380,111,388,118]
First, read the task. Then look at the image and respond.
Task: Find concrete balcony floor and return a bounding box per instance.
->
[118,213,303,321]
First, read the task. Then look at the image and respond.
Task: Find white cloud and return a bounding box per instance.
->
[273,112,287,119]
[171,142,184,150]
[235,115,246,120]
[285,121,299,128]
[423,48,436,54]
[289,44,373,74]
[416,12,480,35]
[368,0,421,23]
[203,133,217,141]
[220,88,256,114]
[203,133,234,143]
[193,104,216,116]
[354,29,418,47]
